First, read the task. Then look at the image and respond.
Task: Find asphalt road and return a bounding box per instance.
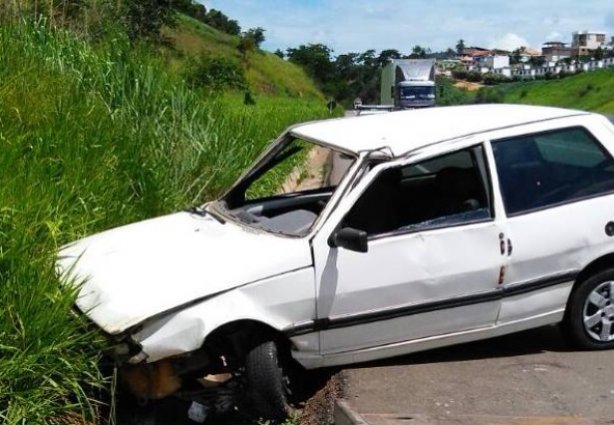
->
[343,325,614,424]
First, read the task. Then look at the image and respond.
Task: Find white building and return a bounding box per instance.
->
[572,31,607,50]
[477,55,510,69]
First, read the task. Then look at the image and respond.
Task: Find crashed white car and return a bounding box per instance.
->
[59,105,614,420]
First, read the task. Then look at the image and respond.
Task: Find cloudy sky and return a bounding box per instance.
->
[202,1,614,54]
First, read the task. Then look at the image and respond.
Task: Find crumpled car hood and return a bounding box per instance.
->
[57,211,312,335]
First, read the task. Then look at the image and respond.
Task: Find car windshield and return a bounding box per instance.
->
[400,86,435,99]
[218,137,356,236]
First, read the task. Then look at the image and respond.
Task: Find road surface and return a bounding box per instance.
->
[343,325,614,424]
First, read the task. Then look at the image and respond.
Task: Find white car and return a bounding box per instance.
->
[58,105,614,421]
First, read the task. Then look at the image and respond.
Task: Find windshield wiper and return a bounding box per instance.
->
[186,205,226,224]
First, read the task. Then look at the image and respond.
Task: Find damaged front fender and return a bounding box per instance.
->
[128,267,316,364]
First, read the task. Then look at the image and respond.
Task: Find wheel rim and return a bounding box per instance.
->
[583,280,614,342]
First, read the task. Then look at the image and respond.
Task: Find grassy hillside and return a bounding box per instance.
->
[0,21,333,424]
[163,14,323,99]
[482,69,614,115]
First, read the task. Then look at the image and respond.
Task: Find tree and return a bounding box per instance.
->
[456,39,466,56]
[244,27,266,48]
[377,49,401,66]
[204,9,241,35]
[274,49,285,59]
[445,48,456,58]
[122,0,176,41]
[286,43,335,83]
[594,46,605,60]
[175,0,207,21]
[237,36,256,61]
[408,45,427,58]
[510,48,522,65]
[529,56,546,67]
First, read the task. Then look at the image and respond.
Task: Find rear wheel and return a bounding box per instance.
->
[243,340,295,422]
[566,269,614,349]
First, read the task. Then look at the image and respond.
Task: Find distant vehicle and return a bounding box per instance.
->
[58,105,614,422]
[381,59,437,109]
[355,104,395,116]
[355,59,437,114]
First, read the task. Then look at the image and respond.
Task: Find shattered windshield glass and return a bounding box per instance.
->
[219,137,356,236]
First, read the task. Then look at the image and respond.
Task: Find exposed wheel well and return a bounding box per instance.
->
[203,320,291,368]
[565,253,614,318]
[574,253,614,291]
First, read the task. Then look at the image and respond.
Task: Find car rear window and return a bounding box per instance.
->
[492,127,614,215]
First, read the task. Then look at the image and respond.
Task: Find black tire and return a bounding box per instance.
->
[565,268,614,350]
[244,340,294,422]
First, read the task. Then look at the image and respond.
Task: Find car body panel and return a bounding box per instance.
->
[132,268,317,363]
[54,107,614,377]
[307,143,505,355]
[294,307,565,369]
[57,211,313,335]
[482,115,614,322]
[291,105,587,157]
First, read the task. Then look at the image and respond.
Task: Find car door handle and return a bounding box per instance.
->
[507,238,513,256]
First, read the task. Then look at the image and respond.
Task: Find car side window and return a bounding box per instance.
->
[343,145,493,236]
[492,127,614,216]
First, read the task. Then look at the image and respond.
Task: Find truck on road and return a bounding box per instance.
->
[355,59,437,115]
[381,59,436,109]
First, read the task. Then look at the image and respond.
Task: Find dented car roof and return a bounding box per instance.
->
[291,104,590,157]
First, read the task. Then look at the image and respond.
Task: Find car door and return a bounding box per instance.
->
[311,143,507,358]
[489,119,614,326]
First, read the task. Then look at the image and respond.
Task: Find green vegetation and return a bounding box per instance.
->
[436,77,475,106]
[476,69,614,115]
[165,14,323,98]
[0,20,332,424]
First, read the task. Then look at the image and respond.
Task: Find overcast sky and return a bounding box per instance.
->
[201,1,614,55]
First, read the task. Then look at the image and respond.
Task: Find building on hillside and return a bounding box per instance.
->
[517,46,541,63]
[459,47,489,69]
[542,41,573,62]
[491,67,512,78]
[462,46,490,57]
[572,31,607,55]
[477,55,510,69]
[490,49,511,56]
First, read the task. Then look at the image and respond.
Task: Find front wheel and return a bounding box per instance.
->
[243,340,295,422]
[566,269,614,349]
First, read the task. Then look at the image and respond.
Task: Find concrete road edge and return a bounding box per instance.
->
[334,399,370,425]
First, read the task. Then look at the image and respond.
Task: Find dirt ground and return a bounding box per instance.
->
[453,81,484,91]
[298,371,345,425]
[282,146,333,193]
[114,369,344,425]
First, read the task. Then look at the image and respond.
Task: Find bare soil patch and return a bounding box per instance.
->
[454,81,484,91]
[282,146,332,193]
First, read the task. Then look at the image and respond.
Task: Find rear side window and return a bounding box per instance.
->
[492,127,614,215]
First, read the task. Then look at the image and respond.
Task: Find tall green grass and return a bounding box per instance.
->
[478,69,614,115]
[0,20,332,424]
[165,14,324,99]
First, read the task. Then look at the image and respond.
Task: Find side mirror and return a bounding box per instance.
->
[328,227,368,253]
